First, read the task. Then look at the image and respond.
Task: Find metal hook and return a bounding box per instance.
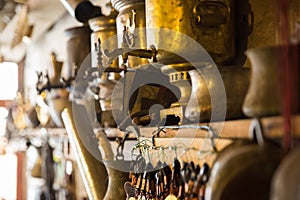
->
[199,125,218,153]
[115,133,129,160]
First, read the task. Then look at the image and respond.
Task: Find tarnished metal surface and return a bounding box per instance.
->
[145,0,235,65]
[185,65,250,122]
[243,46,281,117]
[161,63,193,107]
[65,26,92,76]
[270,148,300,200]
[205,120,281,200]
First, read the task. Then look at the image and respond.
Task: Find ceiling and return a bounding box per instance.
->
[0,0,68,62]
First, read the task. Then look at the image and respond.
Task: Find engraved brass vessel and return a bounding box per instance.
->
[145,0,235,65]
[111,0,148,67]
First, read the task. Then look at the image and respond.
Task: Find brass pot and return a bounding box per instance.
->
[205,119,281,200]
[242,46,281,118]
[88,10,119,69]
[270,147,300,200]
[89,9,120,113]
[111,0,148,67]
[185,65,250,122]
[65,26,92,76]
[145,0,235,65]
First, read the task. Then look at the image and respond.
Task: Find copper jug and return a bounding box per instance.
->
[185,65,250,122]
[205,119,281,200]
[242,46,281,117]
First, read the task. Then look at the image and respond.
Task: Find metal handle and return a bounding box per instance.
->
[192,1,228,27]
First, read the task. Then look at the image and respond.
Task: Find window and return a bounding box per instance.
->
[0,62,18,100]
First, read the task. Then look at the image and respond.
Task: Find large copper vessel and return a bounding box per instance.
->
[145,0,235,65]
[88,9,120,127]
[205,119,281,200]
[185,65,250,122]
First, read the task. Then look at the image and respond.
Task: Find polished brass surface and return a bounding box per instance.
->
[62,107,108,200]
[111,0,148,67]
[65,26,92,76]
[243,46,281,117]
[270,148,300,200]
[88,11,119,113]
[145,0,235,65]
[185,65,250,122]
[88,10,119,69]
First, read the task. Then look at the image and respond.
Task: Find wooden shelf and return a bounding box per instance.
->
[140,115,300,139]
[19,127,67,138]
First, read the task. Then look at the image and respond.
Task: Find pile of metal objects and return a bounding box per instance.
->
[33,0,300,199]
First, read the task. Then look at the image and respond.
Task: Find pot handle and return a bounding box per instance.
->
[249,118,265,146]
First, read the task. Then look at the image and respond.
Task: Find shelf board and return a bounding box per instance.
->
[140,115,300,139]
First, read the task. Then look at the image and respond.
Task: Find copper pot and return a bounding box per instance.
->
[185,65,250,122]
[243,45,300,117]
[205,119,281,200]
